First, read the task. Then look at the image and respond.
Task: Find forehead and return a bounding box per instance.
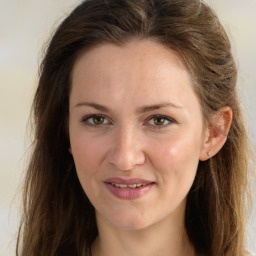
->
[72,40,188,80]
[71,40,191,88]
[70,40,200,113]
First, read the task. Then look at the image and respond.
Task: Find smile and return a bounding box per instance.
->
[110,183,148,189]
[104,178,155,200]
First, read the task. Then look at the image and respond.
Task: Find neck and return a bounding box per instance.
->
[91,204,195,256]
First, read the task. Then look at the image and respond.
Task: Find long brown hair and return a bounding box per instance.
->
[17,0,253,255]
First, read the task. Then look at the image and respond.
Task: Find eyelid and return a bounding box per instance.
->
[81,114,112,127]
[81,113,175,128]
[145,114,176,128]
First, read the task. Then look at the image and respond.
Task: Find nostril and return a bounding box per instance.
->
[107,151,146,171]
[106,129,146,170]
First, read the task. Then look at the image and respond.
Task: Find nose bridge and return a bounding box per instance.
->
[108,124,145,170]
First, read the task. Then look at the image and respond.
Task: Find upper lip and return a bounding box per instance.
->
[104,177,154,185]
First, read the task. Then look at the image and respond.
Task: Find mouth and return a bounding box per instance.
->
[104,178,155,200]
[108,182,150,189]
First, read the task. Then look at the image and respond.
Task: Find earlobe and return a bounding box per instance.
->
[69,147,72,155]
[200,106,232,161]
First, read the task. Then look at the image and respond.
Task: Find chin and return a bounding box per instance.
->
[105,211,156,231]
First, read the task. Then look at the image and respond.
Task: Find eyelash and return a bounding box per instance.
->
[81,114,111,127]
[81,114,175,128]
[145,114,176,128]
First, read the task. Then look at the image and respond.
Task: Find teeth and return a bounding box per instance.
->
[111,183,148,189]
[128,184,137,189]
[119,184,128,188]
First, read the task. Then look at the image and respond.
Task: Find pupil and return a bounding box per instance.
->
[154,117,164,125]
[93,116,104,124]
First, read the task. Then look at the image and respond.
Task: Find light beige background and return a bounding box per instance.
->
[0,0,255,255]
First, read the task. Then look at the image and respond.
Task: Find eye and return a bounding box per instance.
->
[146,115,175,128]
[82,114,111,126]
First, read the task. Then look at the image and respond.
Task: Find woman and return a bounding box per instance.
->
[16,0,254,255]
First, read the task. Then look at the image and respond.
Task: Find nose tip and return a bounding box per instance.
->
[108,149,145,171]
[107,131,146,171]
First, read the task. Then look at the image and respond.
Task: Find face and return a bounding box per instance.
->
[69,40,207,231]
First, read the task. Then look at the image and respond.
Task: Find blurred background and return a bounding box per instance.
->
[0,0,255,255]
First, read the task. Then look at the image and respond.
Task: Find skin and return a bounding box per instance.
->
[69,40,232,256]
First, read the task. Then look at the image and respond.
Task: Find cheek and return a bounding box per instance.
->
[151,133,202,179]
[70,135,107,179]
[145,134,202,218]
[70,135,109,203]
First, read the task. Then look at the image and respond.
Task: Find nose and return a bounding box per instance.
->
[107,126,146,171]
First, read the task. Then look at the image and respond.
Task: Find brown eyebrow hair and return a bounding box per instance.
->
[75,102,109,112]
[136,103,183,113]
[74,102,183,113]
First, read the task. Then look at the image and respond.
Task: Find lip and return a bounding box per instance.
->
[104,177,155,200]
[105,177,153,185]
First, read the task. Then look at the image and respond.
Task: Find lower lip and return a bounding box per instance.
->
[105,183,154,200]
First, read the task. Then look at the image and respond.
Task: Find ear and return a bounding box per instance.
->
[200,106,232,161]
[69,147,72,154]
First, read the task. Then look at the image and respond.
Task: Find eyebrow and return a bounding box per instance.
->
[136,103,183,113]
[75,102,183,113]
[75,102,109,112]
